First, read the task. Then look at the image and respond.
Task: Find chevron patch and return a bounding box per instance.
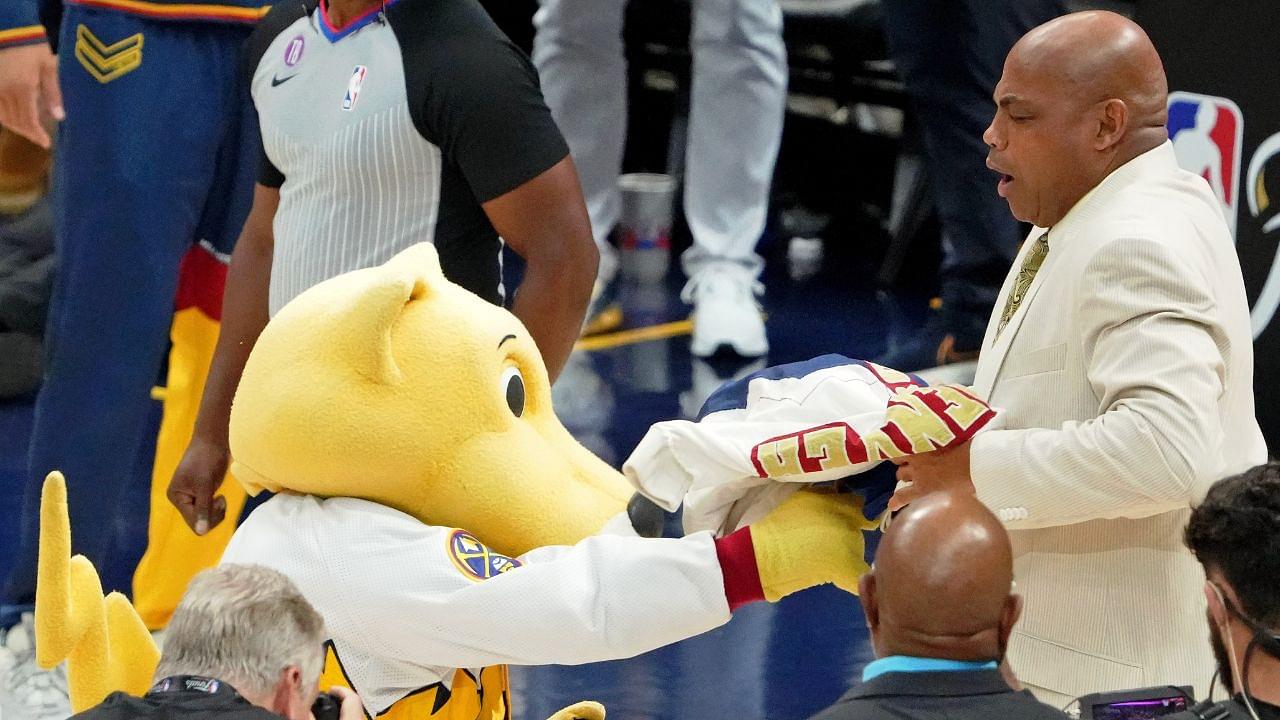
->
[74,25,143,83]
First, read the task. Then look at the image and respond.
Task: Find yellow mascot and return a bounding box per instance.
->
[35,243,890,720]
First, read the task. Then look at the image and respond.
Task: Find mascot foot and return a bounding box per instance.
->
[546,700,606,720]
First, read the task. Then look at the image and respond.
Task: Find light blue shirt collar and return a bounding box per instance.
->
[862,655,999,682]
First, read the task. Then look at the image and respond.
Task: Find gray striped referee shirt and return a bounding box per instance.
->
[245,0,569,315]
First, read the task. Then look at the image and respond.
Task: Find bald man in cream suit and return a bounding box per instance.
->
[890,12,1267,705]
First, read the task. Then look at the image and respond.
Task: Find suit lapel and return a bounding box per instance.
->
[972,143,1178,399]
[973,228,1055,397]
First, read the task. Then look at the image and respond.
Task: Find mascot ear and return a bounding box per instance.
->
[229,243,450,495]
[266,242,446,387]
[388,241,447,292]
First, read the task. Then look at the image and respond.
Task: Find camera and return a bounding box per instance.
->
[1076,686,1194,720]
[311,691,342,720]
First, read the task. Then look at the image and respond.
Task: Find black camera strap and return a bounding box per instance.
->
[1189,699,1236,720]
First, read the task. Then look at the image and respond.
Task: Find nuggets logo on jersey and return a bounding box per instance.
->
[342,65,367,111]
[446,529,521,581]
[1168,91,1244,236]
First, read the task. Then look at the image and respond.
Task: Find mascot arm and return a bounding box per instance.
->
[228,495,870,675]
[356,500,870,669]
[224,500,730,670]
[350,530,735,669]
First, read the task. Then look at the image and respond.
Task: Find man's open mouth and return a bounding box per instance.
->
[997,173,1014,197]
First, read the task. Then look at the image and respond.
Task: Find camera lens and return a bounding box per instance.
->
[311,692,341,720]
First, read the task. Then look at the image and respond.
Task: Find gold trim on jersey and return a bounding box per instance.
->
[0,25,47,47]
[320,642,511,720]
[67,0,269,24]
[73,24,143,83]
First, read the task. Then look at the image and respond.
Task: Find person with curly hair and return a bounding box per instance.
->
[1175,463,1280,720]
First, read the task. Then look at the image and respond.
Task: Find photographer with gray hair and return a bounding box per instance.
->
[70,564,362,720]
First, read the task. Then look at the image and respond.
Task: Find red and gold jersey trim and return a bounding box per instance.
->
[0,25,47,47]
[67,0,269,24]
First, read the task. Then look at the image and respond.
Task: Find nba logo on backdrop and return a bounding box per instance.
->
[342,65,367,111]
[1168,91,1243,237]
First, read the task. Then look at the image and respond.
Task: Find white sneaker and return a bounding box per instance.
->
[0,615,71,720]
[682,267,768,358]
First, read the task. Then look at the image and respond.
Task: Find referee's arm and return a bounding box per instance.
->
[486,155,597,383]
[169,183,278,535]
[408,20,598,383]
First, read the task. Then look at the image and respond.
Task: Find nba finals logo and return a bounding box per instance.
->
[1168,91,1244,237]
[1243,129,1280,338]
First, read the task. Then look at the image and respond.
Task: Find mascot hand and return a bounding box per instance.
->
[748,491,875,601]
[546,701,606,720]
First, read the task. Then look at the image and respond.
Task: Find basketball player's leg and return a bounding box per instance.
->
[3,10,237,625]
[531,0,630,249]
[131,42,256,629]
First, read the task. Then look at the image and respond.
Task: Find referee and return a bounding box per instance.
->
[168,0,598,535]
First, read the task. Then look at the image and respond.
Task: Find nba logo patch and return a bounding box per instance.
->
[1168,91,1244,236]
[342,65,367,111]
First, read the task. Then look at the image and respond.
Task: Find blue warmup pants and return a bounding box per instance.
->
[1,4,257,624]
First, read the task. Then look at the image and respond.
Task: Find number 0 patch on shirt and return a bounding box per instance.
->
[446,529,521,581]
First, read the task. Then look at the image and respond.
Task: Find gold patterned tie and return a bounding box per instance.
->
[996,232,1049,338]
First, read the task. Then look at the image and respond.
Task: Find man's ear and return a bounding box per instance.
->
[269,666,304,718]
[1095,98,1129,151]
[860,572,879,631]
[1204,581,1230,628]
[999,593,1024,648]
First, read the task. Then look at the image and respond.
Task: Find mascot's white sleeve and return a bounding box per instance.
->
[221,494,734,673]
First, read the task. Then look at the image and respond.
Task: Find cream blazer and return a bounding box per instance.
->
[970,142,1266,700]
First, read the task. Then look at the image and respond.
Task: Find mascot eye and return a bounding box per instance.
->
[501,366,525,417]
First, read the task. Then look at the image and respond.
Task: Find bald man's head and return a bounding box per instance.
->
[983,11,1170,228]
[859,491,1020,662]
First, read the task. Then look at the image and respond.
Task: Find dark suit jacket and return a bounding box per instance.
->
[809,669,1071,720]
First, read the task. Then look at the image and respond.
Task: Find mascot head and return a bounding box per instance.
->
[228,243,632,556]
